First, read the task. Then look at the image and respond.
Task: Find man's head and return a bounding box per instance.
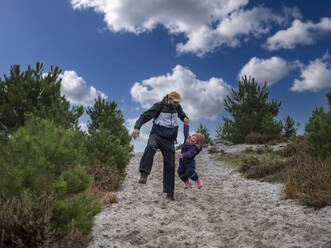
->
[168,91,182,108]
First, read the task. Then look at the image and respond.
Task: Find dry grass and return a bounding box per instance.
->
[285,155,331,208]
[89,161,125,193]
[236,136,331,208]
[0,192,89,248]
[276,136,305,157]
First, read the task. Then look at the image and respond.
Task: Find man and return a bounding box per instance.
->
[131,91,189,200]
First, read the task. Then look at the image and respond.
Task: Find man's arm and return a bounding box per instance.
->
[132,101,163,139]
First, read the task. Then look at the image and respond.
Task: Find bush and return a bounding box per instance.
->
[88,161,124,193]
[245,160,287,181]
[87,128,132,176]
[285,155,331,208]
[0,116,100,237]
[52,192,100,235]
[0,192,89,248]
[244,132,264,144]
[305,106,331,159]
[87,96,132,148]
[276,136,305,157]
[86,97,133,188]
[0,116,89,198]
[261,114,283,142]
[0,62,83,135]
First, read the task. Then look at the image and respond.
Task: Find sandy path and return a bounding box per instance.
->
[88,148,331,248]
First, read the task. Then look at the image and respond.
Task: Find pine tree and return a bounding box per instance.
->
[283,115,298,139]
[0,62,83,135]
[326,92,331,110]
[87,96,131,147]
[86,97,133,174]
[220,76,282,143]
[305,92,331,159]
[215,124,223,139]
[0,115,100,234]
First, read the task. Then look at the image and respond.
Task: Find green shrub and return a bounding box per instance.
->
[87,96,132,148]
[52,192,101,235]
[0,116,88,198]
[86,97,133,180]
[261,114,283,142]
[89,161,124,193]
[0,62,83,135]
[276,136,305,157]
[0,192,89,248]
[0,116,100,236]
[87,128,132,176]
[305,106,331,159]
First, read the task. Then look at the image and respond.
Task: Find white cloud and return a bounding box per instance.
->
[60,70,107,106]
[126,117,151,144]
[291,53,331,92]
[130,65,232,121]
[79,123,88,132]
[238,57,300,86]
[71,0,298,56]
[265,17,331,50]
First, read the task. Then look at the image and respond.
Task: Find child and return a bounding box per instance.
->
[177,123,205,189]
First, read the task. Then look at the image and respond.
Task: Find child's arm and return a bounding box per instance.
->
[183,124,189,141]
[181,145,199,159]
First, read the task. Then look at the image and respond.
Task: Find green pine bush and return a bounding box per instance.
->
[0,115,100,237]
[305,92,331,159]
[86,97,133,178]
[305,106,331,159]
[87,128,132,176]
[0,62,83,135]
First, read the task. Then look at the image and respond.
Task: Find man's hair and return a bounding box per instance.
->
[168,91,182,102]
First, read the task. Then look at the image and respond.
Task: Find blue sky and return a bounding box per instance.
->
[1,0,331,151]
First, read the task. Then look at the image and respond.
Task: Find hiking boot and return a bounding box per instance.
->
[138,172,148,184]
[184,180,190,189]
[196,178,202,189]
[166,192,175,201]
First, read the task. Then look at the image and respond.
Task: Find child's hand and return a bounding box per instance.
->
[179,154,184,159]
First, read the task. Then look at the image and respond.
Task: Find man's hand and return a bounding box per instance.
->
[184,117,189,125]
[179,154,184,159]
[131,129,140,139]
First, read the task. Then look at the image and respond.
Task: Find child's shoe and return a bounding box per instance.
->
[184,180,190,189]
[196,178,202,189]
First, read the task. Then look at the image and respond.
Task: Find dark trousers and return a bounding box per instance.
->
[139,133,175,193]
[177,158,199,182]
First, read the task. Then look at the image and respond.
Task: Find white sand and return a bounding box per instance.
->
[88,144,331,248]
